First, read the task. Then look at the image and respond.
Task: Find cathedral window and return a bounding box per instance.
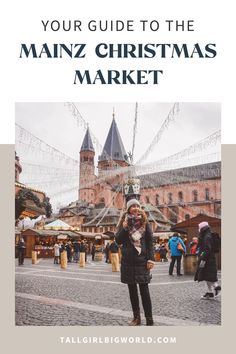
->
[145,196,150,203]
[156,194,159,205]
[178,191,183,203]
[168,192,173,204]
[205,188,210,200]
[193,190,198,202]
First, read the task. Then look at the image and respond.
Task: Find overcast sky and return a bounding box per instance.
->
[15,102,221,210]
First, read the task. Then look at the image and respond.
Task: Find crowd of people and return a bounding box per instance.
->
[53,240,91,264]
[53,239,120,266]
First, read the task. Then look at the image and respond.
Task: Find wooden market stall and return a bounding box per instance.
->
[171,213,221,269]
[20,229,110,258]
[21,229,80,258]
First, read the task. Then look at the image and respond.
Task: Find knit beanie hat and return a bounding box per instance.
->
[198,221,209,232]
[126,198,141,211]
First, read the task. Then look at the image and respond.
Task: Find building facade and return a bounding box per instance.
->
[59,116,221,233]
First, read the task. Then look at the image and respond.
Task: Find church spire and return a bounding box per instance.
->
[99,115,128,162]
[80,127,94,152]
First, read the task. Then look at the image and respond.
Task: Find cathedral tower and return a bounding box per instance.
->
[79,127,96,203]
[97,114,130,208]
[98,115,129,172]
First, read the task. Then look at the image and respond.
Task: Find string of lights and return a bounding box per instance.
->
[82,185,121,227]
[15,103,221,223]
[135,103,180,165]
[16,124,79,167]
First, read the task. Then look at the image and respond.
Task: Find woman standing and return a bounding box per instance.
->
[194,221,221,299]
[115,199,155,326]
[53,242,60,264]
[168,232,186,276]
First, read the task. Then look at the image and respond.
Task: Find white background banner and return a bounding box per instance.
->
[1,0,235,143]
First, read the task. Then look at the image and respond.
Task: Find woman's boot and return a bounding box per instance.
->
[146,317,154,326]
[129,311,141,326]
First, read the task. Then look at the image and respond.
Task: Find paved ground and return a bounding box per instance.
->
[15,256,221,326]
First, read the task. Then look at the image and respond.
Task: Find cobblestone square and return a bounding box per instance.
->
[15,256,221,326]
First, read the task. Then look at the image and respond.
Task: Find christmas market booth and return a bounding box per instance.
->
[20,224,110,258]
[21,228,81,258]
[75,232,110,255]
[171,213,221,269]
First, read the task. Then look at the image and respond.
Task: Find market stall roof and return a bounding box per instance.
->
[21,229,109,240]
[21,229,80,237]
[77,232,110,240]
[153,231,174,240]
[171,213,221,232]
[44,219,73,230]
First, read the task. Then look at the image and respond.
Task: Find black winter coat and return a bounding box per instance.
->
[109,241,119,253]
[194,226,218,282]
[79,243,87,253]
[115,223,154,284]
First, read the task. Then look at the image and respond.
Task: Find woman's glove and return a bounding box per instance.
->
[199,260,206,268]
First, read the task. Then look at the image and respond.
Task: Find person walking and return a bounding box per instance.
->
[194,221,221,299]
[65,241,72,262]
[79,240,87,267]
[84,241,88,262]
[159,243,168,262]
[91,243,96,261]
[109,238,120,271]
[104,243,110,263]
[168,233,186,276]
[115,198,155,326]
[18,237,26,265]
[53,242,60,264]
[189,237,198,254]
[73,240,80,263]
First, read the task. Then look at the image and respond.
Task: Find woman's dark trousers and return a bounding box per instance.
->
[128,283,152,318]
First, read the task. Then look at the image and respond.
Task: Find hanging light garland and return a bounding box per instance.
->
[135,103,180,165]
[16,104,221,216]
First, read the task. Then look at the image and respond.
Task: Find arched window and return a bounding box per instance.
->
[185,214,190,220]
[193,190,198,202]
[205,188,210,200]
[146,196,150,203]
[178,191,183,203]
[168,192,173,204]
[156,194,159,205]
